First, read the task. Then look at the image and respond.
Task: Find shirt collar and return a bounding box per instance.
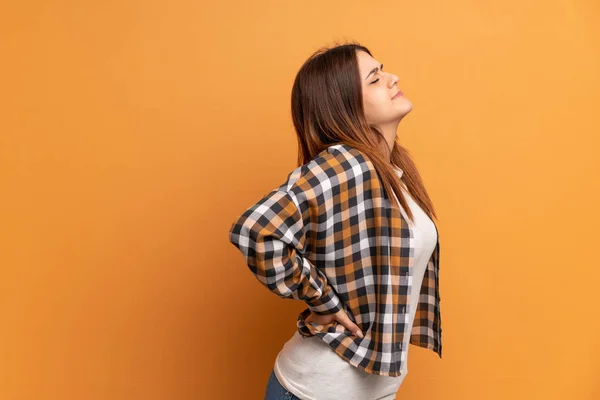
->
[394,166,404,179]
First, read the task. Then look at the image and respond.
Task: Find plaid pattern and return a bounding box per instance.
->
[228,143,442,377]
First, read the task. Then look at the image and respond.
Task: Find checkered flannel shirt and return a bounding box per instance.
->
[228,143,442,377]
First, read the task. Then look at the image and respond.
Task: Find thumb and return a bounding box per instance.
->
[335,310,364,338]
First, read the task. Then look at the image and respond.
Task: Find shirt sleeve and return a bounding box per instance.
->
[228,188,344,316]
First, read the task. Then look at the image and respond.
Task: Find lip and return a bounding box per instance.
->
[392,90,403,99]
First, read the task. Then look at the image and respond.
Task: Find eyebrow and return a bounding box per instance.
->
[365,64,383,80]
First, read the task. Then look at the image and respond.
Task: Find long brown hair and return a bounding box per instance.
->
[290,41,437,223]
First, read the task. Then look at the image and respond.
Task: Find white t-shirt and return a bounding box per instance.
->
[273,167,438,400]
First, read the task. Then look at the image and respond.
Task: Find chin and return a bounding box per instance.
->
[395,105,412,119]
[397,100,412,116]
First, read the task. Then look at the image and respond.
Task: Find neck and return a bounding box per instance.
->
[377,120,401,161]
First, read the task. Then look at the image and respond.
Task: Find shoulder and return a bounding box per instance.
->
[279,144,376,195]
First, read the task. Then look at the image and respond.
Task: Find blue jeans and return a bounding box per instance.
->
[264,368,302,400]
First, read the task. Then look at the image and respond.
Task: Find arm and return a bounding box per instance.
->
[228,189,344,316]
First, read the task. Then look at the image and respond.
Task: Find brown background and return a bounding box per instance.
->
[1,0,599,399]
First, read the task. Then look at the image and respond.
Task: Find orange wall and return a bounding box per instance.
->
[1,1,599,399]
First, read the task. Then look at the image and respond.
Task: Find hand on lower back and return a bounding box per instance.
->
[306,309,364,338]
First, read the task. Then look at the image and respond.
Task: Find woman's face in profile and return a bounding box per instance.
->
[356,50,413,128]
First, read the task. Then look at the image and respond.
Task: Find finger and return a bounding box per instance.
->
[335,311,363,338]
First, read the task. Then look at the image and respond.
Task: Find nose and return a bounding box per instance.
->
[387,72,399,88]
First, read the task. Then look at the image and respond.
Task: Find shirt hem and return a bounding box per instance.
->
[273,352,318,400]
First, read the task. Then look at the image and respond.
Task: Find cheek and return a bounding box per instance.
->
[365,90,388,106]
[364,92,391,114]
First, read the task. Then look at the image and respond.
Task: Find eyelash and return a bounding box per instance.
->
[370,79,380,84]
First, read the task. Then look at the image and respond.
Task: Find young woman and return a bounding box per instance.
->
[229,42,443,400]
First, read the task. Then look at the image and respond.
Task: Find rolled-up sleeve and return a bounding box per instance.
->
[228,189,343,315]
